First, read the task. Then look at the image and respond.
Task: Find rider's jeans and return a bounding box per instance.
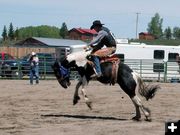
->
[30,66,39,84]
[93,56,102,75]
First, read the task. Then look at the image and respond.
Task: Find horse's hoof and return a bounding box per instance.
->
[145,117,152,122]
[73,96,80,105]
[73,100,77,105]
[132,116,141,121]
[67,82,71,86]
[86,101,93,110]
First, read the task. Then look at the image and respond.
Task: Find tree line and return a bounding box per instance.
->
[1,13,180,43]
[147,13,180,39]
[1,22,68,42]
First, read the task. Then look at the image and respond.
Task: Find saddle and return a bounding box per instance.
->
[100,54,119,64]
[102,54,120,85]
[88,54,120,85]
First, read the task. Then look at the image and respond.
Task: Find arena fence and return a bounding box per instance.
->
[124,59,180,83]
[0,59,180,83]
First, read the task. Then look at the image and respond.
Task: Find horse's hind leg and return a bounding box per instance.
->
[131,95,151,121]
[131,96,141,121]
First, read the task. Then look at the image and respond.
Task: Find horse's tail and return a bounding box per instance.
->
[134,72,160,100]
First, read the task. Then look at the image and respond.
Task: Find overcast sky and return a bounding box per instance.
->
[1,0,180,38]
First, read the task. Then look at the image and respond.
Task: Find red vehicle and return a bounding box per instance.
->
[0,52,14,61]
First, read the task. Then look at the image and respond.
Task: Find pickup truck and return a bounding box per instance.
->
[0,52,19,77]
[0,52,56,78]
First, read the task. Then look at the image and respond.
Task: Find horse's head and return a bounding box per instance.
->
[52,59,71,89]
[52,50,91,89]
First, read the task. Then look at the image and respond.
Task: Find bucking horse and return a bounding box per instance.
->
[52,49,160,121]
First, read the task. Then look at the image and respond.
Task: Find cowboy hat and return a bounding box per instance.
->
[31,52,36,56]
[90,20,104,29]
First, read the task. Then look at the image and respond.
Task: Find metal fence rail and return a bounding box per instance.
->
[124,59,180,82]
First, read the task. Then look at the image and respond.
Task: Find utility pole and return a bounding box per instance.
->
[135,12,140,39]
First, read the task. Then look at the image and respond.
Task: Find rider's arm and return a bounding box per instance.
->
[87,30,108,47]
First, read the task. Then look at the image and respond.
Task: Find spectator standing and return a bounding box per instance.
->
[28,52,39,84]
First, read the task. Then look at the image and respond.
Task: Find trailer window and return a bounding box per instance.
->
[168,53,179,62]
[154,50,164,59]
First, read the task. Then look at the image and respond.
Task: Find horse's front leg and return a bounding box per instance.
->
[81,76,92,110]
[73,80,82,105]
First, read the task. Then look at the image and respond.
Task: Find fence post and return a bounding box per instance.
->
[140,59,142,78]
[43,57,46,80]
[163,61,167,82]
[18,59,20,80]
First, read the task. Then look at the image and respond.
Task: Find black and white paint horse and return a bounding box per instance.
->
[52,50,160,121]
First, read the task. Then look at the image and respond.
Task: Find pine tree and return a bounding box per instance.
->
[60,22,68,39]
[173,27,180,39]
[14,27,19,40]
[1,25,7,41]
[164,27,172,40]
[8,22,14,40]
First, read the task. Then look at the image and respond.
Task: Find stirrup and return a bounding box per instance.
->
[90,73,102,78]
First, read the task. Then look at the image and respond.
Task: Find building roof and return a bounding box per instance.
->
[69,28,97,35]
[15,37,87,47]
[139,32,153,36]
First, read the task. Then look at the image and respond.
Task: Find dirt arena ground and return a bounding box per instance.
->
[0,80,180,135]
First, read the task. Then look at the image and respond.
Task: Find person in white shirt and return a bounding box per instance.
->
[28,52,39,84]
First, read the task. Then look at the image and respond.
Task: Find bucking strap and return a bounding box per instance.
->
[110,59,120,85]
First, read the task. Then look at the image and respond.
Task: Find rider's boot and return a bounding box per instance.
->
[90,56,102,78]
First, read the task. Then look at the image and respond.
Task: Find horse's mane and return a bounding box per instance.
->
[67,50,91,67]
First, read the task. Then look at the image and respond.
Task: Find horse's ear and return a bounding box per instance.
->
[69,60,76,66]
[52,60,61,69]
[55,59,61,66]
[61,59,69,67]
[60,57,65,63]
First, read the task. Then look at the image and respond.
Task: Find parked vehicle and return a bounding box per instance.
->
[0,52,14,60]
[0,52,20,77]
[0,52,56,78]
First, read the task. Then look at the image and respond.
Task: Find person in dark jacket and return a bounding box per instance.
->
[86,20,117,78]
[28,52,39,84]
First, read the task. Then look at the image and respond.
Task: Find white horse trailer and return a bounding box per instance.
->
[115,42,180,82]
